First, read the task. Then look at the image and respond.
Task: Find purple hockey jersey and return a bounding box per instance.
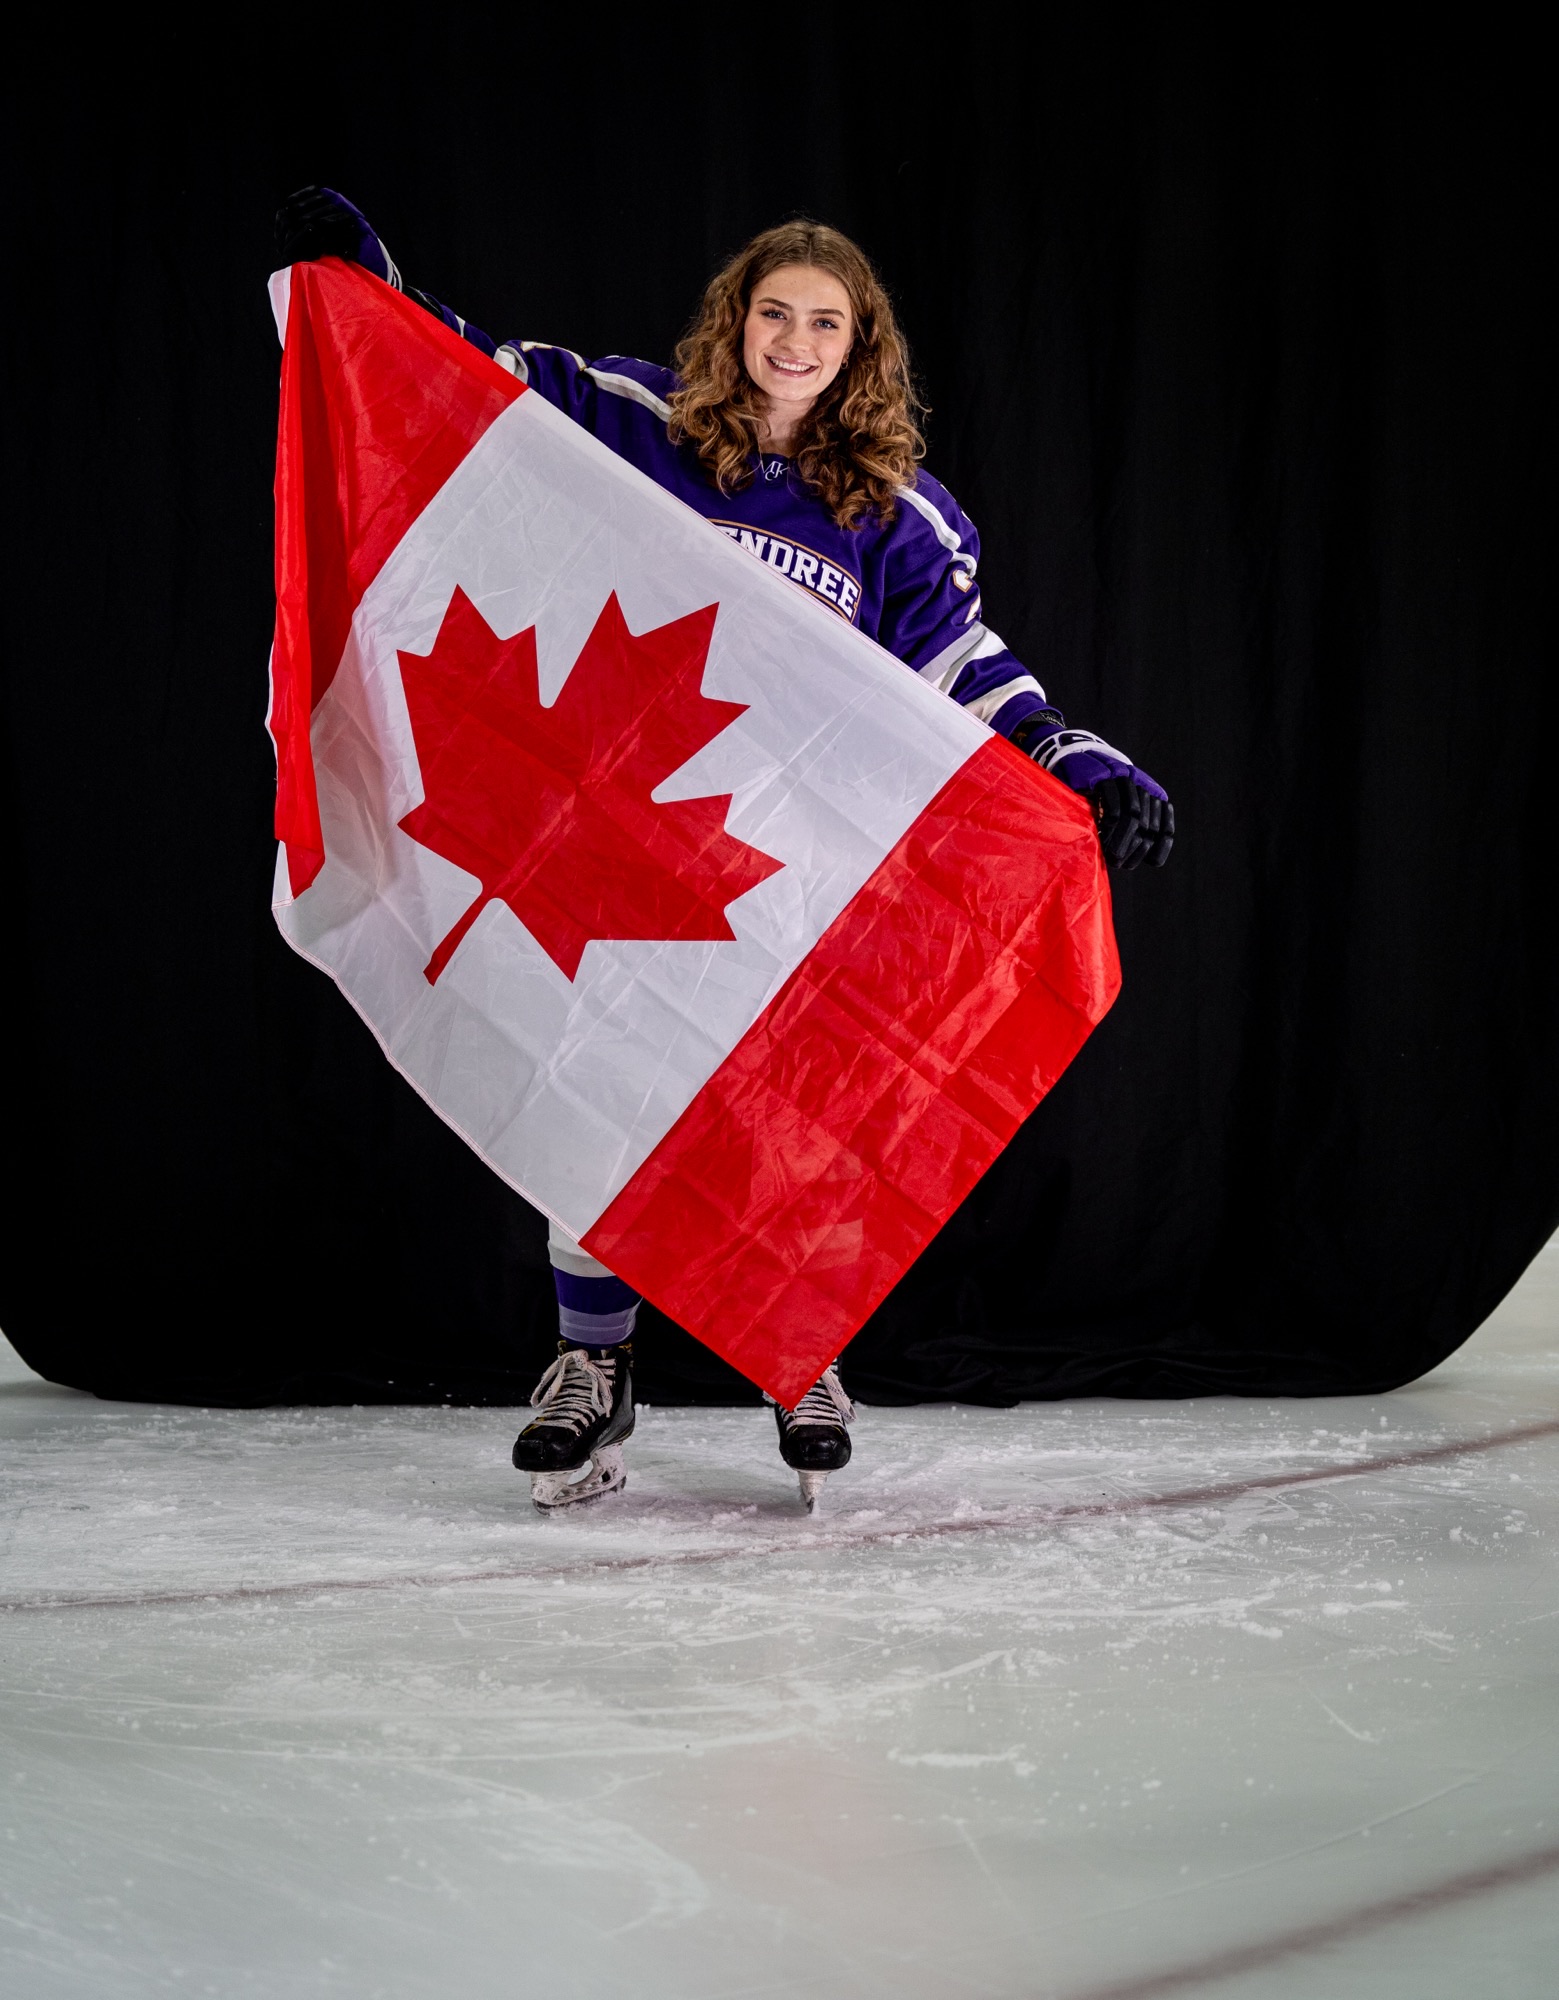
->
[278,187,1161,798]
[492,341,1052,739]
[408,298,1047,739]
[409,289,1160,797]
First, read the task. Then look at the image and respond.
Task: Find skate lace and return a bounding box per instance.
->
[781,1365,855,1429]
[530,1347,614,1433]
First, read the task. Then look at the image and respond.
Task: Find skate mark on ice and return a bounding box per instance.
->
[1059,1839,1559,2000]
[4,1414,1557,1615]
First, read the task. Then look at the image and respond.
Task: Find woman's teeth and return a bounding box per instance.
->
[767,356,815,375]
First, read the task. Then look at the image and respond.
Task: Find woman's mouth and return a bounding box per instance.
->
[765,354,817,378]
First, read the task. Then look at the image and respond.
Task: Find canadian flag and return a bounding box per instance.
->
[270,258,1120,1404]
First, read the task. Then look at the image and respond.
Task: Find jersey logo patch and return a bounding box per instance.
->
[711,523,862,623]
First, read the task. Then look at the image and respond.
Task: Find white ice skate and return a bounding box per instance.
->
[770,1365,855,1512]
[512,1343,634,1512]
[527,1444,627,1511]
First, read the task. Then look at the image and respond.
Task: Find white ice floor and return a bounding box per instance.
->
[3,1255,1558,2000]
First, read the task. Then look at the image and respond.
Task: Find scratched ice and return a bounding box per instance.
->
[2,1245,1557,1999]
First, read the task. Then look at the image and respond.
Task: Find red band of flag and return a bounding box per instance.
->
[584,737,1120,1404]
[271,260,523,895]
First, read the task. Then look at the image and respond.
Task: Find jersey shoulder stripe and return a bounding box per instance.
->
[892,473,978,574]
[493,345,677,422]
[586,359,674,421]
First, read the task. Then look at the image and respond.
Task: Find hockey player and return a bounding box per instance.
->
[274,188,1175,1514]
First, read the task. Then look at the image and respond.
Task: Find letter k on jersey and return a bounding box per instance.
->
[712,522,862,622]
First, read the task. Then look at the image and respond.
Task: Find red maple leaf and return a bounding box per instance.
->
[397,587,781,982]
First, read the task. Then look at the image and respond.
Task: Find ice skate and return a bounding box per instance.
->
[770,1365,854,1512]
[512,1341,634,1512]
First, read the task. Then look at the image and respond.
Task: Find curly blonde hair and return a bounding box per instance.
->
[667,221,925,531]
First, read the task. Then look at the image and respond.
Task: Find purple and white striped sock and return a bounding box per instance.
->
[552,1267,641,1348]
[547,1221,641,1349]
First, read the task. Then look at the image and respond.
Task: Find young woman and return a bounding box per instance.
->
[274,188,1175,1513]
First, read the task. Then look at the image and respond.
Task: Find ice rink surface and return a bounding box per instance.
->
[3,1253,1558,2000]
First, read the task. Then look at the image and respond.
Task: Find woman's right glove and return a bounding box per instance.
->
[271,186,502,357]
[273,186,401,288]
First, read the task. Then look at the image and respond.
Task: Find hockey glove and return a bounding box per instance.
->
[1088,776,1175,871]
[273,186,401,288]
[1009,711,1175,872]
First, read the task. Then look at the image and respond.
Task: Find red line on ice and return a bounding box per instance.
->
[1062,1839,1559,1999]
[3,1414,1556,1616]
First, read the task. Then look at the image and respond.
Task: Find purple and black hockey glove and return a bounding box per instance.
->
[1010,711,1176,872]
[1086,776,1175,872]
[271,187,498,354]
[273,186,401,288]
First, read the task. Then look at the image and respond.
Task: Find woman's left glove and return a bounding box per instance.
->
[1087,775,1175,871]
[1010,711,1175,872]
[273,186,401,288]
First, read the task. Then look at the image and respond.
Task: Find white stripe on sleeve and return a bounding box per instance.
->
[916,622,1001,693]
[962,674,1048,724]
[585,368,673,421]
[894,485,978,573]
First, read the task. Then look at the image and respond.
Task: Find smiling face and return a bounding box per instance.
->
[740,263,855,446]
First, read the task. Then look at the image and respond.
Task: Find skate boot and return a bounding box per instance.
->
[512,1341,634,1512]
[769,1365,854,1512]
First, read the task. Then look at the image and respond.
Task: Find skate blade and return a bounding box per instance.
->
[531,1446,626,1513]
[798,1469,828,1513]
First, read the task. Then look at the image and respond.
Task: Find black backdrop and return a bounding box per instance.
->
[3,22,1553,1407]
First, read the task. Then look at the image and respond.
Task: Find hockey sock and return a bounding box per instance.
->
[552,1267,641,1348]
